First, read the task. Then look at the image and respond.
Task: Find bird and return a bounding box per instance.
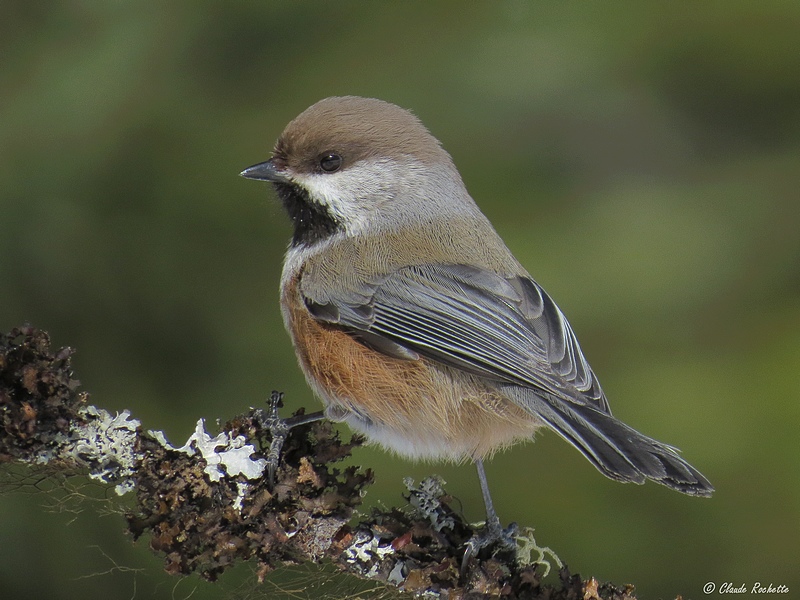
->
[240,96,713,556]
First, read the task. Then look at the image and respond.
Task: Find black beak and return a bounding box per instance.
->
[239,159,288,183]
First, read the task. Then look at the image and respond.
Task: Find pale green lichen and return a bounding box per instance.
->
[65,406,142,495]
[150,418,267,483]
[403,475,455,533]
[515,526,562,577]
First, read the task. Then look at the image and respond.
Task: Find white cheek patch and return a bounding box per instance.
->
[292,159,399,234]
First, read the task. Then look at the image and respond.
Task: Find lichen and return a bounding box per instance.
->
[151,418,267,482]
[66,406,142,495]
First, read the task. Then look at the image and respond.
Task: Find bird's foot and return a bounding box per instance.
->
[461,517,519,575]
[253,392,326,489]
[253,391,290,489]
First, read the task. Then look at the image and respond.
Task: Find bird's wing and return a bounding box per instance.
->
[302,263,609,412]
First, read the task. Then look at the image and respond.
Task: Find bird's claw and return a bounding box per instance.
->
[461,518,518,576]
[253,393,326,489]
[254,391,289,489]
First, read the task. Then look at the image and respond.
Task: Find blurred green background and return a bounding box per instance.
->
[2,1,799,598]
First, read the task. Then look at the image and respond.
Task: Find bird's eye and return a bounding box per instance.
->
[319,153,342,172]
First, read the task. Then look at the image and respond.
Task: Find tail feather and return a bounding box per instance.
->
[511,389,714,497]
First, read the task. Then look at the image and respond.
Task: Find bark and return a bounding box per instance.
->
[1,325,644,599]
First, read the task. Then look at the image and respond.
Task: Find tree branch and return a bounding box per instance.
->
[1,325,643,599]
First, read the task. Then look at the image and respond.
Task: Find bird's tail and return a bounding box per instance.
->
[512,389,714,497]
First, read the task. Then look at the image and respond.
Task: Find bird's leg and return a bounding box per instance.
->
[461,459,518,574]
[477,457,502,536]
[255,391,325,488]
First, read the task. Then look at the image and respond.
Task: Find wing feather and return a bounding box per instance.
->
[303,263,608,412]
[301,262,714,496]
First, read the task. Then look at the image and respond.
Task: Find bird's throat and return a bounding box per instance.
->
[273,182,342,247]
